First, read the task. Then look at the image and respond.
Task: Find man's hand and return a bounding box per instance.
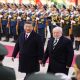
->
[12,57,14,62]
[41,64,45,67]
[39,60,42,64]
[39,60,45,67]
[66,66,70,69]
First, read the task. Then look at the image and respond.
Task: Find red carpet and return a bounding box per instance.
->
[5,45,19,57]
[5,45,76,66]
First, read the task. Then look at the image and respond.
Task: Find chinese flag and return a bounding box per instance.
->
[19,0,22,4]
[70,0,76,2]
[35,0,43,6]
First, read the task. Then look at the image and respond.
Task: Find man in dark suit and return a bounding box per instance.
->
[42,26,74,75]
[12,21,44,80]
[0,43,16,80]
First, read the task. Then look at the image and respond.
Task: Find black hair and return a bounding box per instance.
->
[24,21,32,25]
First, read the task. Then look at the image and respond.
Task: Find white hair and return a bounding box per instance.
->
[53,26,63,33]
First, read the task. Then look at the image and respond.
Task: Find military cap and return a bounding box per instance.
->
[53,4,56,8]
[22,4,27,8]
[0,43,8,56]
[27,73,65,80]
[34,5,37,9]
[73,6,76,10]
[51,2,54,6]
[75,55,80,69]
[62,5,66,9]
[13,4,18,8]
[7,4,10,8]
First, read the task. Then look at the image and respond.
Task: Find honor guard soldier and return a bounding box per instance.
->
[9,4,18,42]
[36,6,47,44]
[1,4,7,37]
[2,4,10,41]
[0,43,16,80]
[21,4,27,13]
[46,12,52,37]
[18,12,27,35]
[11,4,18,13]
[27,6,36,32]
[0,11,2,40]
[61,10,71,39]
[0,3,3,12]
[3,4,9,13]
[46,4,56,37]
[60,5,66,16]
[17,4,27,35]
[2,12,9,41]
[9,12,18,42]
[71,10,80,50]
[48,5,60,34]
[51,10,60,27]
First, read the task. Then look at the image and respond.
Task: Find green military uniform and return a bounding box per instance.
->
[72,15,80,37]
[18,13,26,35]
[62,14,70,36]
[51,13,60,27]
[72,13,80,50]
[0,43,16,80]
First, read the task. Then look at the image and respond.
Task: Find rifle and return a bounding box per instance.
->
[16,20,19,35]
[0,17,2,28]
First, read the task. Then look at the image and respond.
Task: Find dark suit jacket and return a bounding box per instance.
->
[43,36,74,74]
[0,63,16,80]
[12,31,44,73]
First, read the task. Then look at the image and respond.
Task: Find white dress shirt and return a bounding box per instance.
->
[25,33,31,38]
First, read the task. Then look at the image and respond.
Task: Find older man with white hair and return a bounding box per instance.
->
[42,26,74,75]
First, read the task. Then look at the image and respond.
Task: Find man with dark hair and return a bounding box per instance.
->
[12,21,44,80]
[0,43,16,80]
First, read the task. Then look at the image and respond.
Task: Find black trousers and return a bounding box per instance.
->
[38,28,45,45]
[24,73,32,80]
[2,25,6,37]
[0,27,1,39]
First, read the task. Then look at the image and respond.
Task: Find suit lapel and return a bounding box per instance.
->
[24,31,34,42]
[53,36,63,52]
[49,38,54,52]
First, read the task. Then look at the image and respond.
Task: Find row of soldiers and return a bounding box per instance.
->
[0,3,80,50]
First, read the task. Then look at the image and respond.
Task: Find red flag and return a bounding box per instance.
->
[35,0,43,6]
[70,0,76,2]
[19,0,22,4]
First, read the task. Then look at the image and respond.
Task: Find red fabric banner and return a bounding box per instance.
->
[19,0,22,4]
[35,0,43,6]
[70,0,76,2]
